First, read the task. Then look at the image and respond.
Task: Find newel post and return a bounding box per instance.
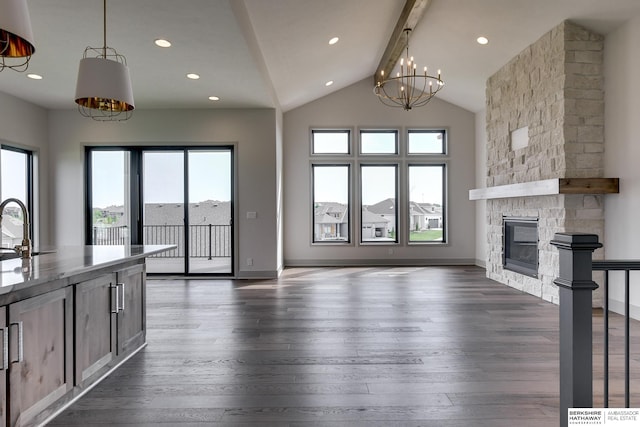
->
[551,233,602,427]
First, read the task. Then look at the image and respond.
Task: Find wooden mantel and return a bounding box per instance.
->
[469,178,619,201]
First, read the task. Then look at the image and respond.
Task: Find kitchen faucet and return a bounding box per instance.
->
[0,198,31,259]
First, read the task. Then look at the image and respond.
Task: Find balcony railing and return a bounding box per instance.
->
[551,233,640,427]
[93,224,231,258]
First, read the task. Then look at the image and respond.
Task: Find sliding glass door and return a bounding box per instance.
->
[187,150,232,274]
[142,151,185,273]
[86,146,234,275]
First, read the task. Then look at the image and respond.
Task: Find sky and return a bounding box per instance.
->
[1,149,28,202]
[91,150,231,208]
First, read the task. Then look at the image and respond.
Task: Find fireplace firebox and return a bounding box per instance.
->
[503,217,538,277]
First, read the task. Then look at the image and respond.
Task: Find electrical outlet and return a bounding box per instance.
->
[388,248,394,255]
[246,257,253,266]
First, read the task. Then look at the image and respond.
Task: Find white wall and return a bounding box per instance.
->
[47,108,279,278]
[604,16,640,317]
[474,109,487,268]
[283,78,476,265]
[0,91,50,247]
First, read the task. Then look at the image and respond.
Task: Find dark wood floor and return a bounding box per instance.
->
[49,266,565,426]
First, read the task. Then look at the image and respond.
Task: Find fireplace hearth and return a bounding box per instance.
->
[503,217,538,278]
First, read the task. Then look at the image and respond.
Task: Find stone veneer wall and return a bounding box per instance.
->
[485,21,604,304]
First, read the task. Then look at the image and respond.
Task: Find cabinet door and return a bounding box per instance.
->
[9,287,73,427]
[75,273,117,387]
[0,306,6,427]
[116,263,146,355]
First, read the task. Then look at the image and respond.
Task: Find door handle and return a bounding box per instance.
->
[110,283,119,314]
[1,326,7,370]
[9,322,23,363]
[117,282,126,312]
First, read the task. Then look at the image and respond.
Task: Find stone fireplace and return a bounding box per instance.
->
[477,21,611,304]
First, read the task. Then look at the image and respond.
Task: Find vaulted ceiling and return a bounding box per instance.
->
[2,0,640,114]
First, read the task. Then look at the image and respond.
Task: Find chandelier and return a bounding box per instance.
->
[74,0,134,121]
[374,28,444,111]
[0,0,36,72]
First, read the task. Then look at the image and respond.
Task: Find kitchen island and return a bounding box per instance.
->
[0,245,174,427]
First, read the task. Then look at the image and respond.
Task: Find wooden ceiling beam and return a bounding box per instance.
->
[373,0,431,86]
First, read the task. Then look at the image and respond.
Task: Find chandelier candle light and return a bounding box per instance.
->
[0,0,36,72]
[74,0,134,121]
[374,28,444,111]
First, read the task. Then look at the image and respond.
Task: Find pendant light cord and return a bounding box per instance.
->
[102,0,107,58]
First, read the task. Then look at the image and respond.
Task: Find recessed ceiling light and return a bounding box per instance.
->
[208,96,220,101]
[27,73,43,80]
[186,73,200,80]
[329,37,339,45]
[154,39,172,48]
[325,80,334,87]
[477,36,489,45]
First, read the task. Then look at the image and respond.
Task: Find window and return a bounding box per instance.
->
[310,128,447,246]
[312,130,350,154]
[408,164,445,243]
[360,130,398,154]
[408,129,446,154]
[89,150,131,245]
[312,165,350,243]
[1,146,33,249]
[361,165,398,243]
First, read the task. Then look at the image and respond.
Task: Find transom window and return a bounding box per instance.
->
[408,129,446,154]
[360,130,398,154]
[311,130,350,154]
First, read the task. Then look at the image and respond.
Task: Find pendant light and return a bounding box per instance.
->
[0,0,36,72]
[374,28,444,111]
[74,0,134,121]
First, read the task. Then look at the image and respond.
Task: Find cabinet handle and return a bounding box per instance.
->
[10,322,23,363]
[110,283,119,314]
[117,282,125,312]
[1,327,7,370]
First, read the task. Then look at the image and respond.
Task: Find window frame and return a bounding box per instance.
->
[1,144,35,247]
[406,162,448,245]
[310,129,352,156]
[359,163,399,245]
[407,129,448,155]
[359,129,399,155]
[310,162,352,245]
[308,127,449,248]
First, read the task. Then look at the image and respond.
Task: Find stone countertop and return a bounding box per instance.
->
[0,245,175,296]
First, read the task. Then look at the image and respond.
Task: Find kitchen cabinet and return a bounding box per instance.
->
[75,273,117,387]
[0,244,172,426]
[8,287,73,427]
[116,264,146,355]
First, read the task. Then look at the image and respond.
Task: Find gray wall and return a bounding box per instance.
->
[283,78,476,265]
[47,108,280,278]
[0,91,50,248]
[604,15,640,317]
